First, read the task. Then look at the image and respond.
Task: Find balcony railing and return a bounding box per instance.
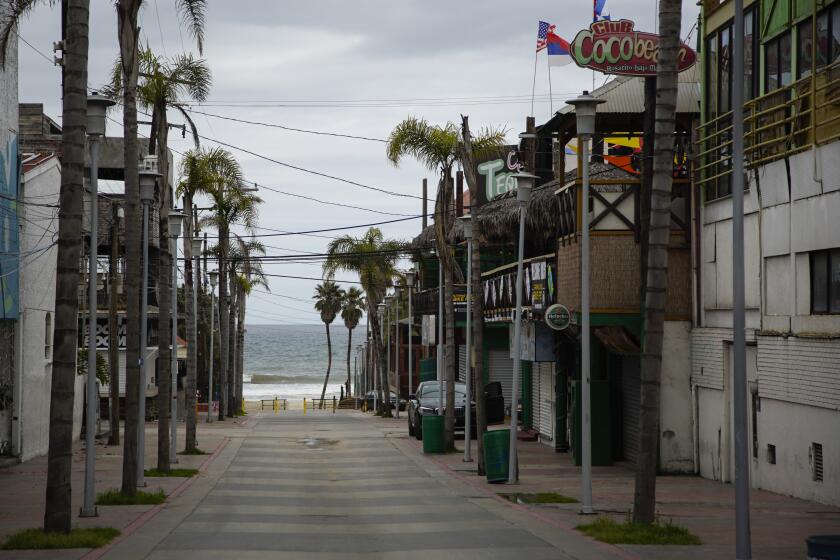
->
[698,60,840,197]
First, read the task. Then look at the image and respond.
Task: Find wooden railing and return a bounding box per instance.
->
[698,61,840,195]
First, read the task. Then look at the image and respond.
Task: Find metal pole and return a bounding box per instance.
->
[193,247,199,441]
[732,0,752,557]
[408,285,413,397]
[81,135,100,517]
[580,134,593,513]
[437,263,444,415]
[170,235,178,463]
[137,199,150,488]
[394,296,400,419]
[508,202,527,483]
[207,288,215,423]
[387,303,391,413]
[464,236,473,462]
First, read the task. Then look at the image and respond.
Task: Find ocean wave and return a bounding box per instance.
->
[248,373,325,384]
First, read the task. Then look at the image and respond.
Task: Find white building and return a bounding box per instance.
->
[694,1,840,506]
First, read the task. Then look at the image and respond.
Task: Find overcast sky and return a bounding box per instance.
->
[19,1,700,326]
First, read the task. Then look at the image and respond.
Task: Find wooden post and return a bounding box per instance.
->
[456,171,464,217]
[422,179,428,230]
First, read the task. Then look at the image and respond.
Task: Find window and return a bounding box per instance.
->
[798,18,814,79]
[767,443,777,465]
[810,249,840,314]
[744,10,758,100]
[44,313,52,359]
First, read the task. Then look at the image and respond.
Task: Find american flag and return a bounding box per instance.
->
[536,21,553,52]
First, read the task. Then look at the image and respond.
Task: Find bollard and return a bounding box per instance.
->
[333,396,336,413]
[274,397,278,415]
[304,398,307,415]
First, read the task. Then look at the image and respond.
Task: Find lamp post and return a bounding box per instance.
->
[168,210,184,463]
[385,295,394,415]
[81,92,114,517]
[459,215,474,463]
[567,90,605,512]
[508,172,537,483]
[136,157,159,488]
[393,286,401,420]
[191,237,202,441]
[437,253,444,416]
[207,270,218,423]
[405,269,416,398]
[377,302,386,412]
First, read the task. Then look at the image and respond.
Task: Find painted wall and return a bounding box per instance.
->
[660,321,693,472]
[17,158,59,461]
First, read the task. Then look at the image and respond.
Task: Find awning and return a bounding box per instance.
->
[594,326,640,355]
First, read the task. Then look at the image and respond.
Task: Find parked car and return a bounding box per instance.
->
[362,390,406,411]
[407,381,472,440]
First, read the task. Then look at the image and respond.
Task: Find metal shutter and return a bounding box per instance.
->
[622,357,641,465]
[531,362,541,433]
[458,345,467,383]
[487,349,514,408]
[538,362,555,443]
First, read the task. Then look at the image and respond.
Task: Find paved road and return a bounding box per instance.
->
[138,413,578,560]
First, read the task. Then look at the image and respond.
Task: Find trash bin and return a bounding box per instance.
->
[807,535,840,559]
[422,415,445,454]
[483,429,510,483]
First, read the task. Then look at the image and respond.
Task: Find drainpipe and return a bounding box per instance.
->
[691,382,699,474]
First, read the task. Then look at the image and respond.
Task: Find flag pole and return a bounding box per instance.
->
[531,49,539,117]
[546,51,553,117]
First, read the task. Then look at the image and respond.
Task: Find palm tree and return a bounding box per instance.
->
[387,118,504,450]
[199,154,260,420]
[633,0,683,525]
[313,281,344,407]
[105,46,210,471]
[323,228,405,416]
[341,287,365,398]
[115,0,205,496]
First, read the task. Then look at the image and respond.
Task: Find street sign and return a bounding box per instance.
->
[545,303,572,331]
[570,19,696,76]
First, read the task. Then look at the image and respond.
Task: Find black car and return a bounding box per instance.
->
[407,381,472,440]
[362,390,406,411]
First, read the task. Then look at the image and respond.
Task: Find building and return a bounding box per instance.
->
[694,0,840,506]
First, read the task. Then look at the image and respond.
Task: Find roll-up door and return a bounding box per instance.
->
[538,362,555,443]
[622,356,641,465]
[487,349,514,408]
[531,362,541,433]
[458,345,467,383]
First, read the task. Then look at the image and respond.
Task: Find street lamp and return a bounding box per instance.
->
[136,156,159,488]
[168,210,184,463]
[393,286,401,420]
[508,171,537,484]
[377,302,387,413]
[207,270,219,423]
[459,215,474,463]
[190,237,203,442]
[405,269,416,399]
[566,90,605,513]
[81,92,114,518]
[385,295,394,415]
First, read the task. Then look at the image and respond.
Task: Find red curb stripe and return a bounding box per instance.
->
[80,437,230,560]
[416,440,640,560]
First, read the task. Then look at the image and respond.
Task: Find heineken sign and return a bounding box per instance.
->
[545,304,572,331]
[570,19,696,76]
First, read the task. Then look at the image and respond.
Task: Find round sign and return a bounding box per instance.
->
[545,304,571,331]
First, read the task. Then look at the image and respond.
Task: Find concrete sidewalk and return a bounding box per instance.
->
[0,416,252,560]
[367,412,840,560]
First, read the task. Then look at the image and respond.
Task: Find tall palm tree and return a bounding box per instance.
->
[341,287,365,398]
[387,118,504,450]
[199,155,260,420]
[313,281,344,407]
[633,0,683,525]
[115,0,205,496]
[323,228,406,416]
[105,46,210,471]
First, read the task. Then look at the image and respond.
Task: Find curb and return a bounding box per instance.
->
[80,437,230,560]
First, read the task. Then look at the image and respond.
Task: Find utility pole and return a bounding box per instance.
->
[108,201,121,446]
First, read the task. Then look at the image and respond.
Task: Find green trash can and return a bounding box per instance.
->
[483,429,510,483]
[422,415,445,454]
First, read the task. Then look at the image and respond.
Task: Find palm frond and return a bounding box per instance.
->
[176,0,206,54]
[0,0,50,65]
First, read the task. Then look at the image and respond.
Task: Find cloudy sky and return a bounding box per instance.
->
[19,1,699,325]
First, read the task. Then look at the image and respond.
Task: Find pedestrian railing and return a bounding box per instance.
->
[302,396,337,414]
[259,398,288,413]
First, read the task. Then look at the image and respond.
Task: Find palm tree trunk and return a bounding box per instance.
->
[44,0,89,532]
[346,327,353,398]
[319,322,332,407]
[108,201,120,446]
[218,226,228,420]
[236,287,246,411]
[184,194,197,452]
[117,0,142,497]
[368,302,391,415]
[632,0,682,525]
[444,266,456,451]
[154,103,171,471]
[227,268,236,416]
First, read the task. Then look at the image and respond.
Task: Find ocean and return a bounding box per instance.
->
[243,323,360,401]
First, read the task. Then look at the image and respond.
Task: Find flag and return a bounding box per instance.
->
[594,0,610,21]
[537,20,551,52]
[546,30,572,66]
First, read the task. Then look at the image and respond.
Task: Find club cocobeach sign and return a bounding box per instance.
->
[570,19,696,76]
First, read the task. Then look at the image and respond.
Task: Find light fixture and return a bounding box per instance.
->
[169,210,185,238]
[512,172,539,205]
[405,269,416,288]
[191,238,203,256]
[86,92,114,137]
[139,170,158,204]
[459,214,473,240]
[209,270,219,288]
[566,91,605,138]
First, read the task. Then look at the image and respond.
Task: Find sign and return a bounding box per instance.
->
[570,19,696,76]
[545,304,572,331]
[476,145,523,206]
